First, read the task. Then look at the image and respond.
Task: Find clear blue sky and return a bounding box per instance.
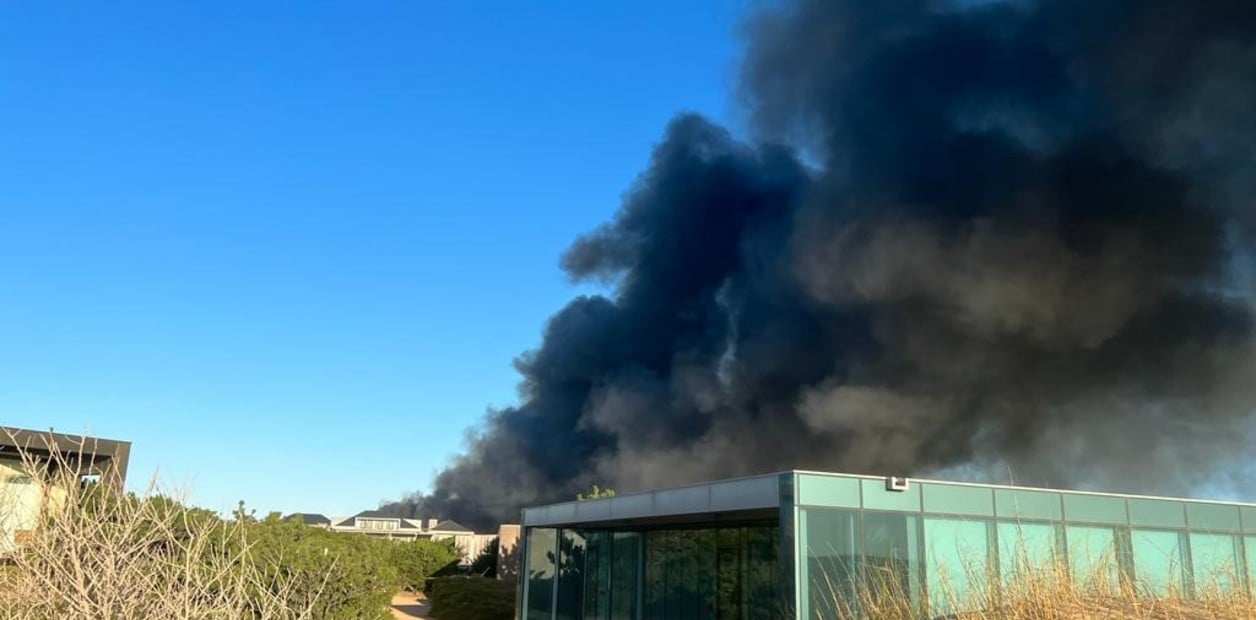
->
[0,1,745,518]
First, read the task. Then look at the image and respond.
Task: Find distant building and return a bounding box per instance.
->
[0,426,132,553]
[286,510,497,564]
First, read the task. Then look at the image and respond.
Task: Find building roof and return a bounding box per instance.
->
[431,519,472,533]
[285,513,331,526]
[344,510,419,528]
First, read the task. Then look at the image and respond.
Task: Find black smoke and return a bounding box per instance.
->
[383,0,1256,528]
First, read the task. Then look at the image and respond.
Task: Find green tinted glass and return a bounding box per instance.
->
[525,528,557,620]
[1128,499,1186,529]
[924,517,991,615]
[1187,503,1242,532]
[862,479,921,512]
[1062,494,1127,524]
[1190,533,1241,594]
[797,474,861,508]
[997,521,1059,582]
[1065,525,1120,590]
[1129,529,1185,596]
[994,489,1062,521]
[922,484,994,517]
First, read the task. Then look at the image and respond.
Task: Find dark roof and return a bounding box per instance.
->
[431,519,473,533]
[286,513,331,526]
[346,510,418,528]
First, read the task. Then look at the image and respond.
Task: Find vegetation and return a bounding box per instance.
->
[0,441,462,620]
[575,484,615,501]
[426,576,515,620]
[468,536,500,577]
[817,557,1256,620]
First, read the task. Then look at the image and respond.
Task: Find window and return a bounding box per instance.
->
[1065,525,1120,591]
[924,517,991,614]
[997,521,1059,583]
[1129,529,1185,596]
[525,528,557,620]
[358,518,398,531]
[1189,533,1241,595]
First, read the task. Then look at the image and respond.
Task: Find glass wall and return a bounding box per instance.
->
[522,524,778,620]
[795,473,1256,618]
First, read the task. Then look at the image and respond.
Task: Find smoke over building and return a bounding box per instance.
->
[383,0,1256,529]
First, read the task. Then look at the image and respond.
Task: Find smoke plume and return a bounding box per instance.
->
[383,0,1256,528]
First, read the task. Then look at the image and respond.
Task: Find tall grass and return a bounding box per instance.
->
[0,435,333,619]
[818,553,1256,619]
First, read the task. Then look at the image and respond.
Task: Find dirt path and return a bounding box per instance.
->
[390,592,431,620]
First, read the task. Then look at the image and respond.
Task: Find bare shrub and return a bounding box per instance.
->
[0,435,332,620]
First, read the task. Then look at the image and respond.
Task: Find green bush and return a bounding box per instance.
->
[389,538,460,591]
[244,515,398,620]
[427,576,516,620]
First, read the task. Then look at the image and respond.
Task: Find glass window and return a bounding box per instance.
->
[1066,525,1120,592]
[556,529,587,620]
[997,521,1059,583]
[994,489,1062,521]
[1129,529,1185,596]
[801,508,858,620]
[1187,503,1241,532]
[582,531,611,620]
[862,479,921,512]
[1128,499,1186,529]
[797,474,860,508]
[744,525,780,620]
[924,517,991,615]
[609,532,640,620]
[1062,494,1127,525]
[922,484,994,517]
[1241,507,1256,533]
[1246,536,1256,597]
[1189,532,1241,595]
[862,512,921,610]
[526,528,558,620]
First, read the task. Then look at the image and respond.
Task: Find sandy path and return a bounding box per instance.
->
[390,592,431,620]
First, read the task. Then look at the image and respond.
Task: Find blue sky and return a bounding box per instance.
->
[0,1,746,517]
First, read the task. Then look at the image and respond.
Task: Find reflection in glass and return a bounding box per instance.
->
[1129,529,1185,595]
[526,528,557,620]
[997,521,1059,583]
[1066,525,1119,590]
[924,517,991,614]
[1189,532,1241,594]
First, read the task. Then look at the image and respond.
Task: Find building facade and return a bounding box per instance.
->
[0,427,132,553]
[519,470,1256,619]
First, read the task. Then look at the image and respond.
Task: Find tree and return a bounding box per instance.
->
[576,484,616,501]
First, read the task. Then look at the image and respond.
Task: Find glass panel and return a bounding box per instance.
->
[797,474,861,508]
[1187,503,1242,532]
[997,521,1059,583]
[1247,536,1256,597]
[1241,507,1256,533]
[1066,525,1120,591]
[862,479,921,512]
[1062,494,1127,524]
[862,512,921,610]
[527,528,558,620]
[1130,529,1186,596]
[609,532,639,620]
[922,484,993,517]
[1190,533,1241,595]
[557,529,587,620]
[924,517,991,615]
[994,489,1062,521]
[1128,499,1186,529]
[582,531,611,620]
[714,529,741,620]
[744,525,780,620]
[802,508,858,620]
[644,532,665,620]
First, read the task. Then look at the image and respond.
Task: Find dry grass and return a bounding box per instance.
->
[820,556,1256,620]
[0,434,333,620]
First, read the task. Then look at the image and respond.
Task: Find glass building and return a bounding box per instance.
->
[519,470,1256,619]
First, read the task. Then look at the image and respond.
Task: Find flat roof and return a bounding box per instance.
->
[522,469,1256,528]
